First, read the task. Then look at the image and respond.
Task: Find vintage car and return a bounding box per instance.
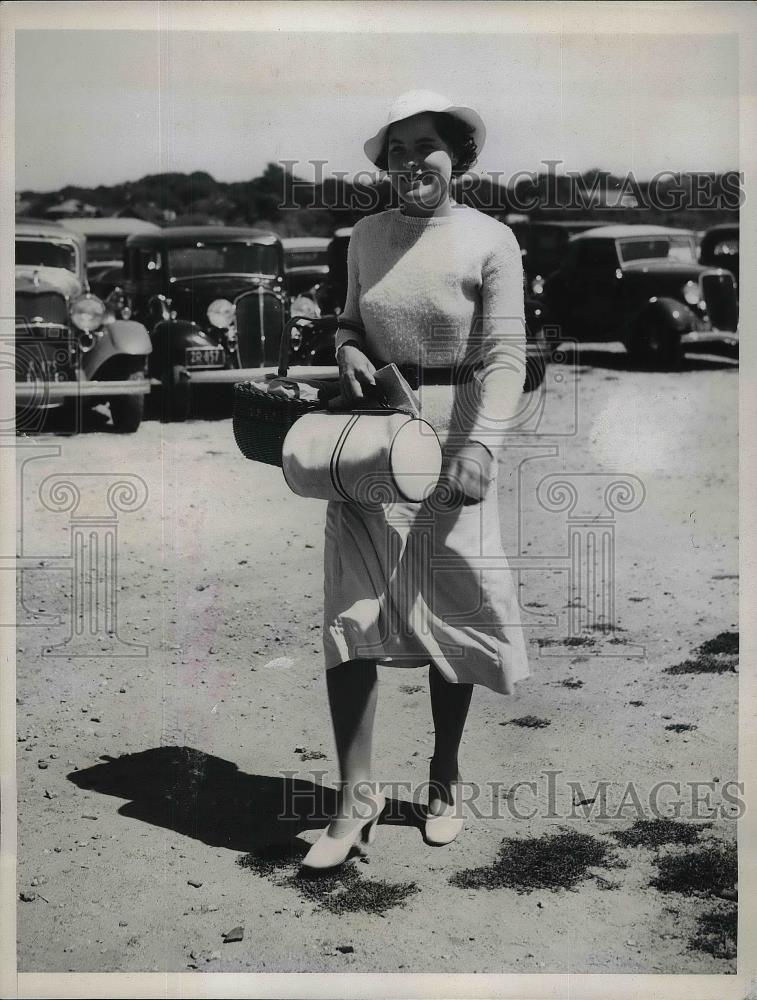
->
[538,224,739,367]
[64,217,162,299]
[15,220,152,432]
[123,225,338,418]
[699,223,739,286]
[507,218,613,290]
[282,236,331,298]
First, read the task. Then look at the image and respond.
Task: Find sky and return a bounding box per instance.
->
[15,29,739,192]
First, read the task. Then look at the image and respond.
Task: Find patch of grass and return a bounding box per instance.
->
[665,654,737,676]
[629,700,644,707]
[300,750,328,761]
[450,830,618,894]
[650,842,737,897]
[689,906,737,960]
[665,631,739,675]
[399,684,424,694]
[611,819,710,849]
[237,842,306,877]
[665,723,697,733]
[503,715,552,729]
[537,635,595,648]
[293,865,419,915]
[560,678,584,689]
[237,842,418,916]
[699,632,738,656]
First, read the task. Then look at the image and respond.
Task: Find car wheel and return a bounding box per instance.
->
[629,320,683,371]
[109,372,145,433]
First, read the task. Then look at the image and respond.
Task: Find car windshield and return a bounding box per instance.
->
[167,242,279,278]
[85,237,125,264]
[16,239,77,272]
[617,235,696,264]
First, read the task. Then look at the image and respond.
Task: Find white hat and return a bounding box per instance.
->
[363,89,486,168]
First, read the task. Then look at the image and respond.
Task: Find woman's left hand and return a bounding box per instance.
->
[440,443,495,505]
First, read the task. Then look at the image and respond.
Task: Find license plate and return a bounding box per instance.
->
[185,346,224,368]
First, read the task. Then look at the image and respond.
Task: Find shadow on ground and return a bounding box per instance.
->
[68,745,423,853]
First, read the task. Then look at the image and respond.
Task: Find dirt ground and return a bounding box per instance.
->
[14,345,739,974]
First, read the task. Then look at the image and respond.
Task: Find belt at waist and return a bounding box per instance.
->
[393,363,478,391]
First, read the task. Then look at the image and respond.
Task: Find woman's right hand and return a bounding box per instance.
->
[334,343,377,405]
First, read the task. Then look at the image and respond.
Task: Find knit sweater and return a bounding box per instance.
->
[335,203,526,456]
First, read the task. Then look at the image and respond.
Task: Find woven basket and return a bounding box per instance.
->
[233,380,322,466]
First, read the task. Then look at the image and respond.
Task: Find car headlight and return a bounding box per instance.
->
[682,280,702,306]
[70,294,106,332]
[207,298,235,329]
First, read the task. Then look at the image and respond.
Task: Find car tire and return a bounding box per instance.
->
[628,320,684,371]
[109,372,145,433]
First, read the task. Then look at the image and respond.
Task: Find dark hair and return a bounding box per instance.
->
[378,111,479,175]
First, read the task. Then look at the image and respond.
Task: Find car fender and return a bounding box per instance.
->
[108,319,153,355]
[633,296,697,336]
[83,320,152,379]
[149,319,206,372]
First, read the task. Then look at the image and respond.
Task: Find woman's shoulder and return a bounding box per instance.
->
[457,205,520,253]
[352,209,397,233]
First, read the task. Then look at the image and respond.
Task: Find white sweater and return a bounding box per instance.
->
[335,203,526,455]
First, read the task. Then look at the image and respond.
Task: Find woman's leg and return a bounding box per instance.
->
[428,664,473,806]
[325,657,379,835]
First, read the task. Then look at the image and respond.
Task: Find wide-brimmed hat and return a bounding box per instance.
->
[363,89,486,169]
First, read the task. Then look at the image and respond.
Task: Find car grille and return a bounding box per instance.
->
[700,271,738,331]
[235,288,286,367]
[15,323,78,384]
[16,290,69,327]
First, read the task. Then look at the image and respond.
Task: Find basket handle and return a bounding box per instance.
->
[278,316,313,377]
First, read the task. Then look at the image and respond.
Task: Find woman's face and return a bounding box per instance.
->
[385,112,456,211]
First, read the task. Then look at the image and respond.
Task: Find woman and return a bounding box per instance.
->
[302,90,529,870]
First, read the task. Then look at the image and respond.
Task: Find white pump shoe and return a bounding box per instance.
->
[301,791,386,870]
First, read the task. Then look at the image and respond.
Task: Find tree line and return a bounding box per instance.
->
[16,163,740,234]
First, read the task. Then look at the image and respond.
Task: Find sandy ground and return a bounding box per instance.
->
[14,345,739,974]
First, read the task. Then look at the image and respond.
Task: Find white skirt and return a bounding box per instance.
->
[321,383,529,695]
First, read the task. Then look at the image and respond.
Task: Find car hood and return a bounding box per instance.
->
[15,265,82,299]
[168,274,279,323]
